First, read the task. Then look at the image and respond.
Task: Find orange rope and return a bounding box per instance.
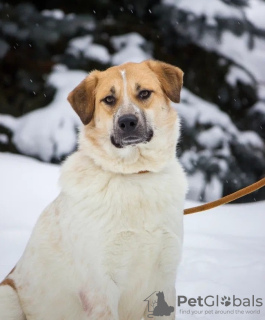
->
[184,177,265,215]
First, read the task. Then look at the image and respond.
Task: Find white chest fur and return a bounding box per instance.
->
[60,152,187,317]
[14,151,187,320]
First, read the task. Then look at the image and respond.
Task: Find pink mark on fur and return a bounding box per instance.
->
[79,290,93,315]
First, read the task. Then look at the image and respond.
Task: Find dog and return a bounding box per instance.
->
[0,60,187,320]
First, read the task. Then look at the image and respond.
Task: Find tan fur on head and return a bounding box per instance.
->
[68,60,184,174]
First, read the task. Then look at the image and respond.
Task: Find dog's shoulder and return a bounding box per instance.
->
[59,151,109,196]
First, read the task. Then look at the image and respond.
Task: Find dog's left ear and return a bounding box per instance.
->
[146,60,183,103]
[67,71,98,125]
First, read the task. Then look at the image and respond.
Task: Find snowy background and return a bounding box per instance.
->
[0,0,264,202]
[0,1,265,319]
[0,153,264,319]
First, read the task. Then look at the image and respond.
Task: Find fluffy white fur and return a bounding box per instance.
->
[0,286,25,320]
[0,61,188,320]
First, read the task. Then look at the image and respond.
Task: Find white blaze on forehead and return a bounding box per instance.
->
[119,69,140,115]
[120,69,129,105]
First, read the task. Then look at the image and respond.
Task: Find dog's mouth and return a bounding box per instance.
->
[111,130,153,149]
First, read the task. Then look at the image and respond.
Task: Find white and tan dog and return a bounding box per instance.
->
[0,60,187,320]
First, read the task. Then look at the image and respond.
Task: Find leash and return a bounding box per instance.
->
[184,177,265,215]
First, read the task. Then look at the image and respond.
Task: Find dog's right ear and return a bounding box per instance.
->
[67,71,98,125]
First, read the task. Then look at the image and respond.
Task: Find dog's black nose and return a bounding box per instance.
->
[118,114,138,133]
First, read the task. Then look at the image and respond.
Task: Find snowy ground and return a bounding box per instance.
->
[0,152,264,319]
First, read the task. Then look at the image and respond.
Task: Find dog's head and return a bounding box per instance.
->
[68,60,183,174]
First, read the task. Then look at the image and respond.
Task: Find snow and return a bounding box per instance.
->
[179,200,265,320]
[0,65,85,162]
[164,0,265,90]
[185,169,205,200]
[42,9,65,20]
[197,127,225,149]
[85,44,110,64]
[203,174,222,202]
[226,66,253,87]
[245,0,265,30]
[176,88,239,135]
[1,152,264,319]
[180,148,225,203]
[164,0,265,31]
[111,33,151,65]
[67,35,111,64]
[163,0,242,26]
[238,131,265,149]
[67,35,93,53]
[200,31,265,84]
[177,88,264,150]
[0,153,60,276]
[0,133,8,144]
[66,32,150,66]
[176,88,265,202]
[251,101,265,114]
[257,85,265,100]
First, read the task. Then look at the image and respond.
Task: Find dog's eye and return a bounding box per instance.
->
[103,96,116,106]
[138,90,152,100]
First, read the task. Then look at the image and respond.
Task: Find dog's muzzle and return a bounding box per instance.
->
[111,113,153,148]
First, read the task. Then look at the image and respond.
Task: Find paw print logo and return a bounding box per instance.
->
[221,296,231,307]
